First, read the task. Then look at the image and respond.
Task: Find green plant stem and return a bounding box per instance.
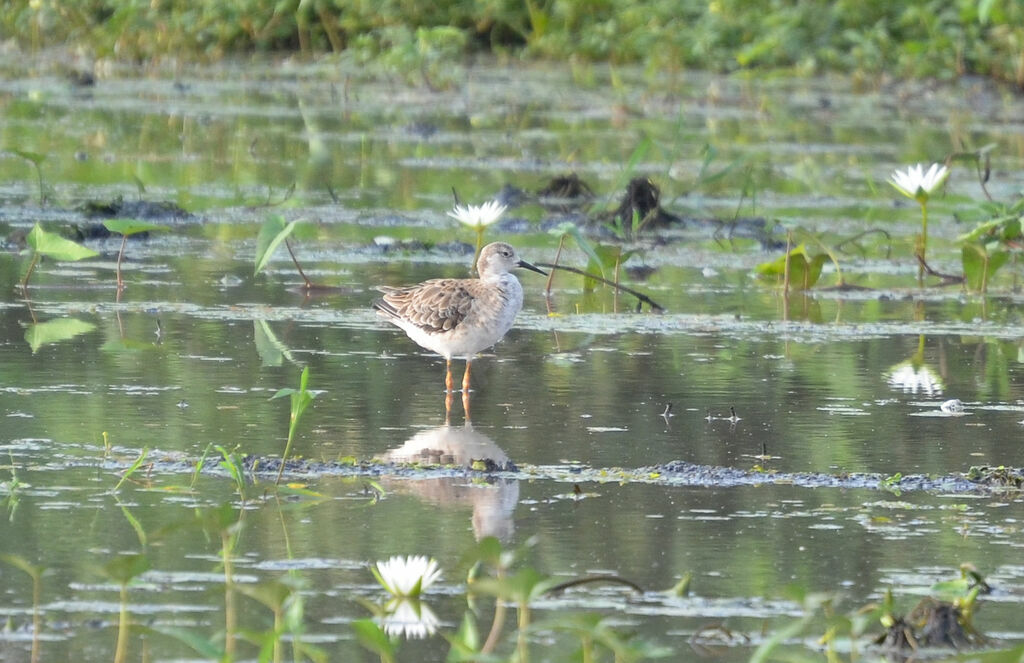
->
[918,202,929,283]
[31,573,40,663]
[114,584,129,663]
[273,606,283,663]
[115,234,127,298]
[222,530,236,659]
[517,602,530,663]
[275,426,296,485]
[783,231,792,295]
[481,579,507,654]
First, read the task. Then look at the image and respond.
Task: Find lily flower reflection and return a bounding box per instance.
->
[371,555,442,598]
[887,361,943,396]
[380,598,439,639]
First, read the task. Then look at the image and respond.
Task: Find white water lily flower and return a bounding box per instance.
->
[371,555,442,598]
[446,200,507,228]
[888,163,949,202]
[380,598,440,639]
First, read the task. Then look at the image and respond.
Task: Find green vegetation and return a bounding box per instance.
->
[4,1,1024,87]
[20,223,98,292]
[271,365,316,485]
[102,219,170,297]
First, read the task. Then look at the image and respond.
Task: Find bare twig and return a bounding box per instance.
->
[284,238,313,290]
[545,575,644,595]
[544,235,565,314]
[536,262,665,312]
[916,255,964,286]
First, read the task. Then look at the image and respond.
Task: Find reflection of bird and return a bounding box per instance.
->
[383,423,513,469]
[373,242,545,394]
[381,424,518,540]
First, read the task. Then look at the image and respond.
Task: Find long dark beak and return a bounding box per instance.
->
[517,259,547,276]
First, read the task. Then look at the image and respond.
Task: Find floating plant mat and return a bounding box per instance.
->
[8,441,1018,494]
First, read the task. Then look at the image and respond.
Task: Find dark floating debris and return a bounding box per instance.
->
[81,196,193,221]
[599,177,682,236]
[965,465,1024,488]
[877,599,983,652]
[537,172,594,201]
[74,196,195,239]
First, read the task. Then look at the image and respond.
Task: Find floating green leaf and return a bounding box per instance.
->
[102,219,170,236]
[255,214,300,276]
[24,318,96,353]
[26,224,98,261]
[755,244,827,290]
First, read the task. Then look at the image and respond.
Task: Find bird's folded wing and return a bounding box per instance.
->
[376,279,475,333]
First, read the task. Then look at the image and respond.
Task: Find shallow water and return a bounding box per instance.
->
[1,59,1024,661]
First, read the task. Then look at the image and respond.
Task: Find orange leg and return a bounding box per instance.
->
[445,359,454,393]
[462,359,472,393]
[444,390,454,425]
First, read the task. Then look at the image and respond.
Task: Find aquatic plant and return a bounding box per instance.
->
[0,554,44,663]
[190,443,213,491]
[20,223,98,292]
[352,618,398,663]
[371,555,442,598]
[254,214,316,290]
[199,504,245,659]
[112,447,151,492]
[447,198,507,273]
[538,613,674,661]
[23,318,96,354]
[101,219,170,300]
[462,536,652,660]
[544,223,662,312]
[215,445,248,502]
[99,553,151,663]
[888,162,949,283]
[239,576,326,662]
[955,193,1023,293]
[755,242,827,291]
[271,366,316,485]
[8,149,49,205]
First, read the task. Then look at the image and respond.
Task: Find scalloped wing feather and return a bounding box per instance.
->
[375,279,475,334]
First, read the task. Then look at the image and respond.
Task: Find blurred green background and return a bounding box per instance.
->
[4,0,1023,88]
